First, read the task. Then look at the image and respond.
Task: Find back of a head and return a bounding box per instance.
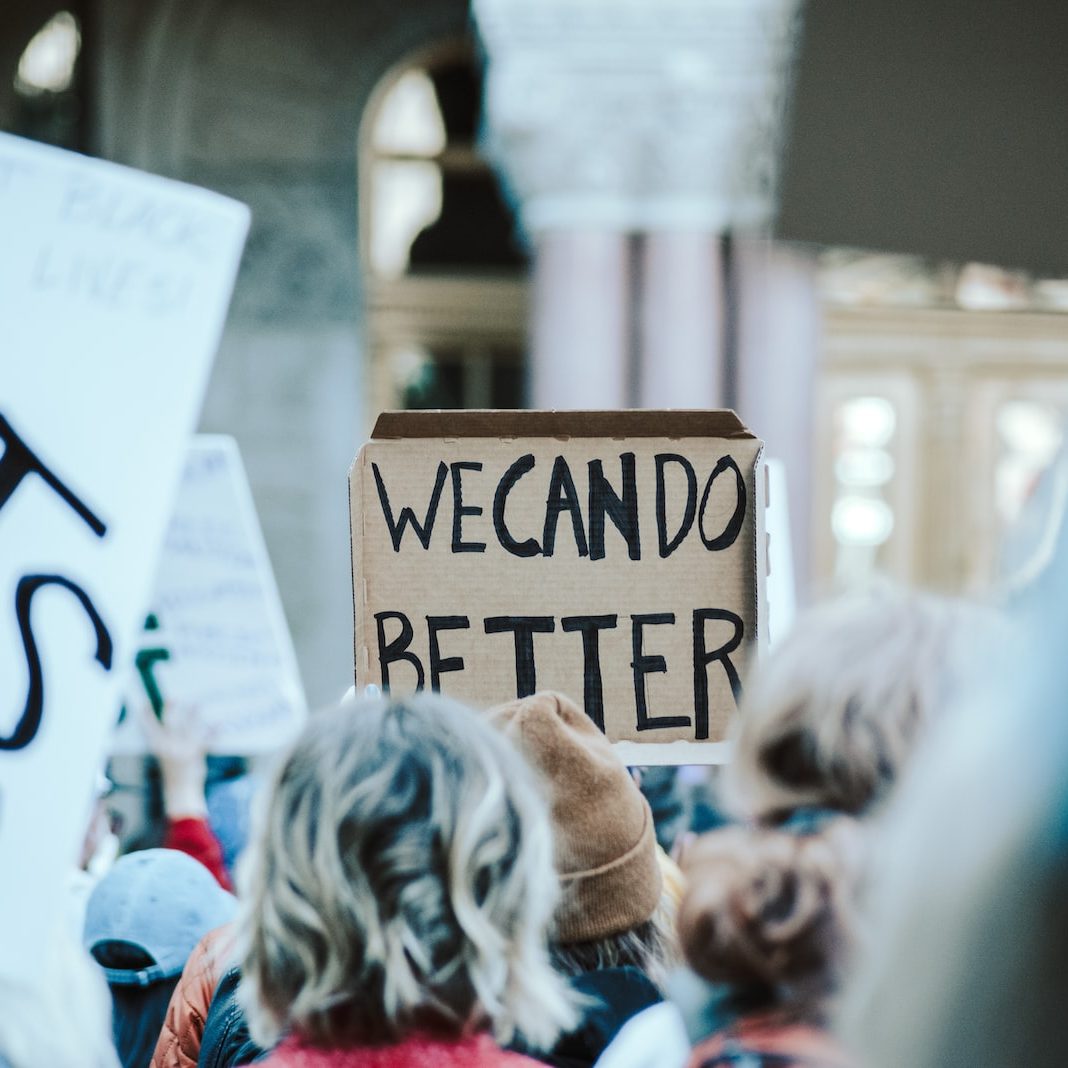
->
[83,847,237,1068]
[489,692,669,979]
[723,587,985,822]
[677,817,862,1025]
[84,847,237,988]
[237,693,575,1052]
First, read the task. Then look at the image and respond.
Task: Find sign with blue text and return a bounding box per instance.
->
[350,410,767,763]
[0,133,248,981]
[114,436,307,755]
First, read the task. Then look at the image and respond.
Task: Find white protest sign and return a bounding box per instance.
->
[114,435,307,754]
[765,459,797,647]
[0,133,248,982]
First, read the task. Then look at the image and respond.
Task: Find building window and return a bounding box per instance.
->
[360,41,529,424]
[12,10,83,149]
[829,395,898,584]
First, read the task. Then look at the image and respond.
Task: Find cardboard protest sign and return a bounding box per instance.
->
[350,411,766,762]
[113,435,307,755]
[0,132,248,981]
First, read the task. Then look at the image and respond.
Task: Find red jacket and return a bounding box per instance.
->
[261,1034,543,1068]
[688,1015,853,1068]
[165,816,233,891]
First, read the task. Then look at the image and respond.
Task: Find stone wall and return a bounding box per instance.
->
[91,0,469,703]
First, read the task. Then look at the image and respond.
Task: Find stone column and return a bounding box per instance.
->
[474,0,813,591]
[640,232,724,408]
[733,238,820,598]
[474,0,803,409]
[531,230,630,408]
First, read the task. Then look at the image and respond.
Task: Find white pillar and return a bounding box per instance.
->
[473,0,803,411]
[734,238,819,598]
[639,231,724,407]
[531,230,630,408]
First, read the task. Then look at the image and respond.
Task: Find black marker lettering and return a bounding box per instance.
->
[2,575,113,752]
[698,456,746,551]
[484,616,556,698]
[375,611,425,690]
[493,454,541,557]
[655,453,697,558]
[0,413,106,536]
[692,608,744,740]
[588,453,640,561]
[372,461,448,552]
[561,614,618,731]
[542,456,588,558]
[450,462,486,553]
[630,613,691,732]
[427,615,470,690]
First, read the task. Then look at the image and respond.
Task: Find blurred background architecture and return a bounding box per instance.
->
[4,0,1068,703]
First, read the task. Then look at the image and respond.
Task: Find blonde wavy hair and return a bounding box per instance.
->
[678,817,863,1023]
[723,587,992,822]
[235,693,577,1051]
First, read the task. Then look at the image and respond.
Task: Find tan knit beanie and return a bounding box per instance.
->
[488,691,663,944]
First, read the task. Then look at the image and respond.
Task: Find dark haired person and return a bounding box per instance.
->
[490,692,676,1067]
[679,818,860,1068]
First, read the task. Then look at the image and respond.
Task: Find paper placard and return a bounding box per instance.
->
[0,133,248,981]
[350,410,766,759]
[765,458,797,647]
[114,436,307,754]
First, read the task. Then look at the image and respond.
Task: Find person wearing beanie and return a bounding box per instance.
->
[489,691,675,1068]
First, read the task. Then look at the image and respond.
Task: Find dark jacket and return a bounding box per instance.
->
[110,977,182,1068]
[512,967,662,1068]
[198,966,264,1068]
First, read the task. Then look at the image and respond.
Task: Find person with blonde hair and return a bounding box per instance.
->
[722,587,987,824]
[234,693,576,1067]
[677,815,862,1068]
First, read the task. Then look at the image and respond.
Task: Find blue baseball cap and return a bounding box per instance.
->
[83,848,237,987]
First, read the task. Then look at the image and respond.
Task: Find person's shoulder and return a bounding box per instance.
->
[484,1042,551,1068]
[572,966,663,1017]
[690,1018,852,1068]
[258,1034,541,1068]
[593,1001,690,1068]
[494,1051,550,1067]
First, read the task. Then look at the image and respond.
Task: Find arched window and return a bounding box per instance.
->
[12,9,83,149]
[359,40,529,419]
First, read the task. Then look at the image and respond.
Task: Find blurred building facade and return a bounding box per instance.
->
[5,1,1068,701]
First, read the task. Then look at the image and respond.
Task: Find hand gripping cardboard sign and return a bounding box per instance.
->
[350,410,767,763]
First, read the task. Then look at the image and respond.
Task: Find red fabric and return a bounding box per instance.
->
[261,1034,542,1068]
[164,816,234,891]
[689,1016,853,1068]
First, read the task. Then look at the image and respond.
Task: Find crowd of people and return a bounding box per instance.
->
[3,577,1064,1068]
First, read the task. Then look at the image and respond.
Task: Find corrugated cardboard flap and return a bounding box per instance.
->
[372,409,757,441]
